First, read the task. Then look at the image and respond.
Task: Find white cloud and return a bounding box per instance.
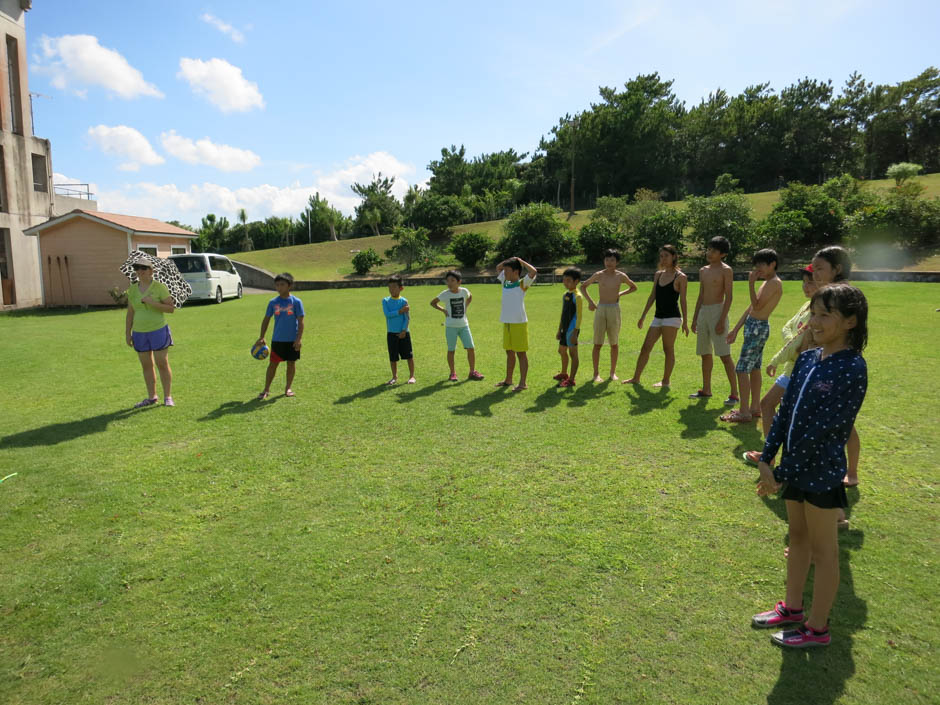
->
[177,58,264,112]
[160,130,261,172]
[33,34,163,99]
[589,3,661,53]
[200,13,245,43]
[87,125,164,171]
[96,151,417,224]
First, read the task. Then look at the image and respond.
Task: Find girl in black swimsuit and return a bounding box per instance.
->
[623,245,689,388]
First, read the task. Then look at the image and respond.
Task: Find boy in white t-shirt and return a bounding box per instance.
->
[495,256,537,391]
[430,270,484,382]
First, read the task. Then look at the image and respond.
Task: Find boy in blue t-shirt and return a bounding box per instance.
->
[383,275,415,385]
[255,272,305,399]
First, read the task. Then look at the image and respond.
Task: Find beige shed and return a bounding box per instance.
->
[24,209,198,306]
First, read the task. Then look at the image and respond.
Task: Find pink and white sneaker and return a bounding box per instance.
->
[448,372,459,382]
[752,601,804,628]
[771,624,830,648]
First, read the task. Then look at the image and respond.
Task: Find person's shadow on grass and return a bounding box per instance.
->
[334,383,393,405]
[0,406,154,448]
[765,530,866,705]
[524,384,566,413]
[396,380,450,403]
[622,384,672,415]
[449,387,514,417]
[566,379,617,408]
[197,397,269,421]
[677,399,723,439]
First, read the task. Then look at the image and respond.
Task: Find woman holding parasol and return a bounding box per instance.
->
[121,250,191,407]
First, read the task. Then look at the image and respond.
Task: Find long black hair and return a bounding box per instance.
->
[813,245,852,282]
[811,283,868,352]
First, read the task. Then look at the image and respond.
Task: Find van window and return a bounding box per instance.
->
[171,256,207,274]
[209,256,228,272]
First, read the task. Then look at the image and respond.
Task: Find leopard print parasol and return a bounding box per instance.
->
[120,250,192,308]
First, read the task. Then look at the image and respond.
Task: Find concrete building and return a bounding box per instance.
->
[24,210,197,306]
[0,0,97,309]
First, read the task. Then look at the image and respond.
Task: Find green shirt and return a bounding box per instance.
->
[127,280,172,332]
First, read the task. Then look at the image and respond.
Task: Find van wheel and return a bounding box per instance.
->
[236,283,243,299]
[215,286,223,304]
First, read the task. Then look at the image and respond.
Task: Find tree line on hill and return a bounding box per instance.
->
[182,67,939,255]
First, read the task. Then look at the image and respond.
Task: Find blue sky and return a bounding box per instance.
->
[24,0,940,226]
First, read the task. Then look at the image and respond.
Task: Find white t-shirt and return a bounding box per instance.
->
[437,287,471,328]
[498,270,535,323]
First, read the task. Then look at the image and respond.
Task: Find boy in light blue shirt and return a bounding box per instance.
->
[255,272,304,399]
[383,275,415,385]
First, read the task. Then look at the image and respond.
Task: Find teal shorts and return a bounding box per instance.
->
[445,325,474,351]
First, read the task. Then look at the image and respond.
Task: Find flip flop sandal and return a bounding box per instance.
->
[494,381,512,387]
[285,389,295,397]
[688,390,712,398]
[257,391,270,400]
[134,397,159,408]
[720,411,752,422]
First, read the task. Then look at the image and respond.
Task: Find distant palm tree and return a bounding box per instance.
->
[363,208,381,237]
[238,208,252,251]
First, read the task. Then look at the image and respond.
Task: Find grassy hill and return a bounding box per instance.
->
[232,173,940,280]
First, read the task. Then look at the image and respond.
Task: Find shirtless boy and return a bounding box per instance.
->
[689,236,738,404]
[721,248,783,422]
[579,249,638,382]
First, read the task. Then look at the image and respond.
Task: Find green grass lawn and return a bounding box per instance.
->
[232,174,940,281]
[1,282,937,704]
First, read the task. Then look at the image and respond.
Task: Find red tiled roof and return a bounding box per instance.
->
[74,210,197,236]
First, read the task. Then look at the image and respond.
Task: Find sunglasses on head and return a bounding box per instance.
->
[132,264,152,271]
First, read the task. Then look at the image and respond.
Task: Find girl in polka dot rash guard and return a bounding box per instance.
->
[751,283,869,649]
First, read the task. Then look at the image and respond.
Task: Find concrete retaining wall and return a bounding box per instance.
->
[230,259,940,291]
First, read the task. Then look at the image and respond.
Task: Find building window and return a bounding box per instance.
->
[0,228,14,305]
[6,36,22,135]
[0,147,6,212]
[171,246,187,255]
[138,246,158,257]
[31,153,47,192]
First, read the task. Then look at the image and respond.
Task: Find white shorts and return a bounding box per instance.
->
[650,317,682,328]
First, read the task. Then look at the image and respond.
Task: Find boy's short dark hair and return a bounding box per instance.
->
[813,245,852,282]
[603,248,621,262]
[752,248,779,269]
[562,267,582,281]
[388,275,404,286]
[444,270,462,281]
[708,236,730,255]
[811,283,868,352]
[274,272,294,285]
[505,258,522,273]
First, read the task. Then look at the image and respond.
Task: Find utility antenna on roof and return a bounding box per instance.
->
[29,91,50,133]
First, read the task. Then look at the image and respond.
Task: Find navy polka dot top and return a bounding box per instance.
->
[760,347,868,492]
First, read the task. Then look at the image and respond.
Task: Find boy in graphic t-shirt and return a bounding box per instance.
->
[495,256,537,391]
[255,272,304,400]
[430,270,484,382]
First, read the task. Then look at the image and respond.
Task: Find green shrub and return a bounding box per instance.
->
[821,174,878,215]
[593,195,631,226]
[385,226,431,270]
[495,203,578,263]
[886,162,923,186]
[772,182,845,247]
[449,231,490,269]
[578,217,625,262]
[351,248,383,275]
[410,194,474,238]
[712,173,742,195]
[846,192,940,249]
[753,209,811,251]
[630,207,687,265]
[685,193,755,262]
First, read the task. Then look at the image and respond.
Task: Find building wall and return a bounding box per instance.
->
[37,220,129,306]
[54,195,98,216]
[0,4,66,309]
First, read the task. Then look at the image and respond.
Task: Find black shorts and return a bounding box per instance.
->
[271,340,300,363]
[781,483,847,509]
[387,331,413,362]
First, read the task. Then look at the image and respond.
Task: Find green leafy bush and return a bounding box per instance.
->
[578,217,625,262]
[886,162,923,186]
[410,194,474,238]
[685,193,754,262]
[495,203,578,263]
[630,207,687,265]
[592,195,631,225]
[846,191,940,249]
[712,173,742,195]
[351,248,383,275]
[753,209,811,251]
[385,226,432,270]
[821,174,878,215]
[771,182,845,248]
[449,231,490,268]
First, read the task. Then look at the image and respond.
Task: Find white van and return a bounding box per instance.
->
[169,253,243,303]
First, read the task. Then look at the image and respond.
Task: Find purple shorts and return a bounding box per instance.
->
[132,325,173,352]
